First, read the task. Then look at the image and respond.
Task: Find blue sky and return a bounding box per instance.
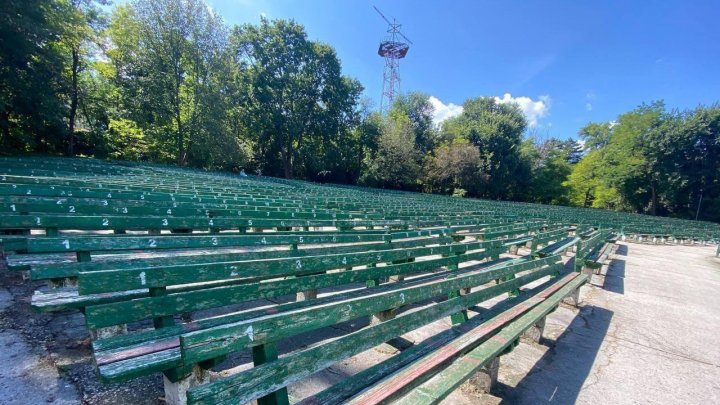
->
[206,0,720,139]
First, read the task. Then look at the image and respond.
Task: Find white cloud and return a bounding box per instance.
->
[260,11,267,18]
[494,93,550,127]
[586,103,593,111]
[428,96,463,127]
[428,93,551,128]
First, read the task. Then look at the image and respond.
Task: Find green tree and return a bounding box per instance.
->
[603,102,666,215]
[107,0,236,166]
[579,122,613,151]
[361,114,422,190]
[564,149,620,209]
[229,18,362,179]
[525,138,573,205]
[62,0,109,156]
[0,0,67,152]
[441,97,529,199]
[389,92,437,154]
[423,138,485,196]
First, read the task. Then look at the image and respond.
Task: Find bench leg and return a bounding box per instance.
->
[163,365,213,405]
[521,316,546,343]
[296,289,318,301]
[90,324,128,340]
[253,343,290,405]
[371,308,396,325]
[563,287,581,307]
[49,277,78,288]
[508,245,519,255]
[581,265,595,276]
[461,356,499,394]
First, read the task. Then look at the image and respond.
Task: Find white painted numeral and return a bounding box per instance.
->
[62,240,70,249]
[148,239,157,248]
[102,218,109,226]
[10,204,15,212]
[69,206,75,213]
[35,217,41,225]
[295,260,303,269]
[212,237,218,246]
[162,218,168,226]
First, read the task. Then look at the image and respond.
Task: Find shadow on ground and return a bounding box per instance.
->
[496,305,614,404]
[603,244,627,295]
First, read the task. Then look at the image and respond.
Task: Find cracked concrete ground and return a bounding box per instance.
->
[1,242,719,404]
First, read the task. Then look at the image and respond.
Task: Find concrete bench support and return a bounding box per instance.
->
[297,289,318,301]
[371,308,396,325]
[163,365,215,405]
[49,277,78,288]
[521,316,546,343]
[509,245,519,255]
[563,287,581,307]
[90,324,128,340]
[461,356,499,394]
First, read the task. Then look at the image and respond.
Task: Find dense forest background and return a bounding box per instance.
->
[2,0,719,222]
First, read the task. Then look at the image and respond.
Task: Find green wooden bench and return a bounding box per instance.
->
[78,245,570,405]
[575,230,616,274]
[533,236,581,258]
[29,231,457,312]
[333,272,588,405]
[174,256,579,405]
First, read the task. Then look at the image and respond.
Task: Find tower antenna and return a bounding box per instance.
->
[373,5,412,113]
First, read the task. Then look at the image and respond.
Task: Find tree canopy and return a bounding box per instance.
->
[1,0,719,223]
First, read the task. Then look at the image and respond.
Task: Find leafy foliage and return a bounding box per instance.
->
[1,0,719,223]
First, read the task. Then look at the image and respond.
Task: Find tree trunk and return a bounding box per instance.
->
[0,110,9,147]
[583,189,592,208]
[68,46,80,156]
[650,184,657,216]
[695,188,703,221]
[175,104,185,166]
[282,147,293,179]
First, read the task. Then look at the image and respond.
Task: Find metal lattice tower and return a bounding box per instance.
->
[374,6,412,113]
